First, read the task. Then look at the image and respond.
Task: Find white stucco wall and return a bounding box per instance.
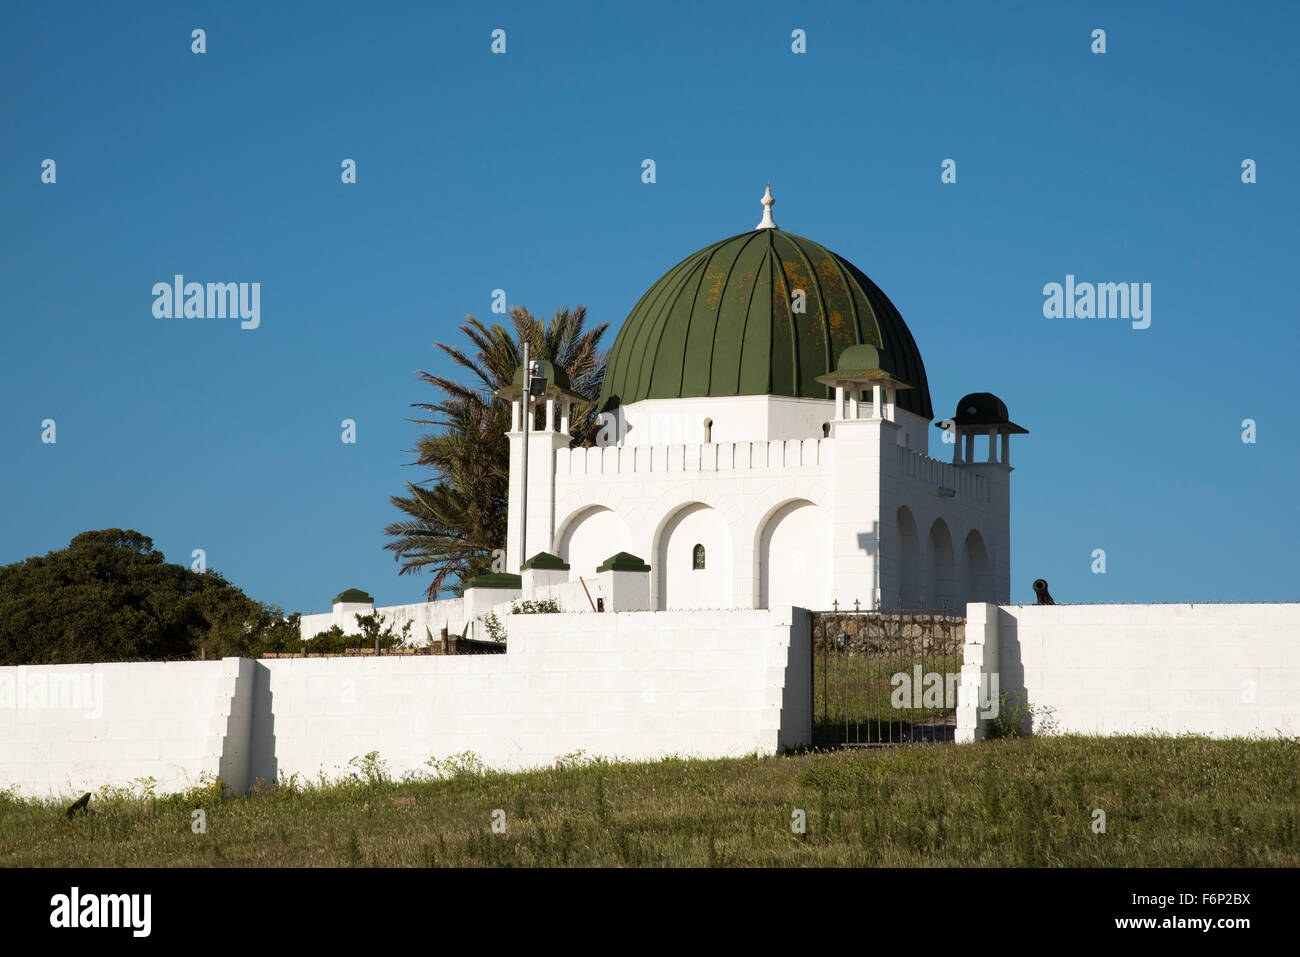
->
[0,658,243,798]
[0,609,811,798]
[559,507,631,582]
[610,395,835,447]
[300,596,467,644]
[605,395,930,452]
[887,447,1003,608]
[505,394,1012,612]
[760,499,833,611]
[263,608,809,783]
[548,436,836,610]
[958,602,1300,738]
[656,502,734,609]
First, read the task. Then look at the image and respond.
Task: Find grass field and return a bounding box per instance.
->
[4,735,1300,867]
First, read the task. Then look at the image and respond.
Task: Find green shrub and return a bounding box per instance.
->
[426,751,490,779]
[299,614,412,655]
[481,611,506,643]
[347,751,392,789]
[511,598,561,615]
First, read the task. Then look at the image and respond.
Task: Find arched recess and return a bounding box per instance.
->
[896,506,921,609]
[556,506,630,581]
[961,529,991,607]
[927,518,955,610]
[759,499,832,612]
[655,502,732,610]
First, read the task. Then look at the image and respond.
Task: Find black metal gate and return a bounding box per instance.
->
[811,609,965,747]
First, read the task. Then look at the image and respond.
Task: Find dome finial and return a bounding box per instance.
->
[756,182,777,230]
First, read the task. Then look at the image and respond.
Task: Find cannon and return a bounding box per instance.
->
[1033,579,1055,605]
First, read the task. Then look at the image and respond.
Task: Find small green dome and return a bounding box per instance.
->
[955,393,1010,424]
[598,228,932,418]
[333,588,373,605]
[940,392,1028,434]
[834,344,882,371]
[511,360,570,392]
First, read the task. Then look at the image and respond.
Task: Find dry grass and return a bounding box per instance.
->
[3,735,1299,867]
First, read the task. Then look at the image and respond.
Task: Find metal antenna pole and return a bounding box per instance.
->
[519,340,530,570]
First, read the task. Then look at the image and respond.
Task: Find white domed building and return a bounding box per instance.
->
[498,187,1027,614]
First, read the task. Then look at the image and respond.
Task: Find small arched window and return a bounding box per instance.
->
[692,543,706,570]
[821,422,831,437]
[703,418,712,443]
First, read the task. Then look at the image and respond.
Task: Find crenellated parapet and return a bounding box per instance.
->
[897,447,989,501]
[554,437,832,478]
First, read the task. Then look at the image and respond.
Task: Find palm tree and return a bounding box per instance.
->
[385,306,608,599]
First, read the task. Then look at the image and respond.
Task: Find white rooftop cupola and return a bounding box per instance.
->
[940,392,1029,467]
[755,182,777,230]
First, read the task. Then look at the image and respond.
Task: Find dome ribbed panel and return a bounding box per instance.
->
[598,229,932,420]
[835,255,933,419]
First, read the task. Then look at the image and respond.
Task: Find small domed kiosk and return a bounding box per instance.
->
[939,392,1029,465]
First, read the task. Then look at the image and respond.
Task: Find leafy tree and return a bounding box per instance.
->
[0,529,300,665]
[352,611,412,649]
[298,614,410,655]
[385,306,608,600]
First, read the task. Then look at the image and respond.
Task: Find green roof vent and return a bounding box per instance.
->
[463,572,524,590]
[521,551,571,571]
[596,552,651,573]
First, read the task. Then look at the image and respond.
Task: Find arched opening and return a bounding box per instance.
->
[927,518,955,610]
[961,529,990,606]
[896,507,921,609]
[703,418,712,443]
[692,543,706,570]
[655,503,732,610]
[759,500,832,611]
[821,422,830,437]
[557,506,630,581]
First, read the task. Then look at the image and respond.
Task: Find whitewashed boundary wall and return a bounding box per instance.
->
[957,602,1300,740]
[0,609,811,799]
[0,658,248,799]
[299,596,466,644]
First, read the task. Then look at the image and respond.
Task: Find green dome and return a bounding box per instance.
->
[510,360,570,392]
[598,228,932,419]
[825,344,883,377]
[944,392,1028,434]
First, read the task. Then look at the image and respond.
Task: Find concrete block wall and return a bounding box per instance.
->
[959,602,1300,738]
[0,659,238,798]
[527,578,603,612]
[261,608,810,784]
[955,602,999,742]
[0,609,811,798]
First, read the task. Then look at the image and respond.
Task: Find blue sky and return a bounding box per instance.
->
[2,1,1296,612]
